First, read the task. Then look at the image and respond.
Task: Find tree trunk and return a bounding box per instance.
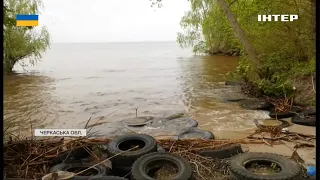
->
[215,0,259,77]
[4,58,15,74]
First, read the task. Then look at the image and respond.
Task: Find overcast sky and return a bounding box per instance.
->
[40,0,190,43]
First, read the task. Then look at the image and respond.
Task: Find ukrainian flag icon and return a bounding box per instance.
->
[16,14,38,26]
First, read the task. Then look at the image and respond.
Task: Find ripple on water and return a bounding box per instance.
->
[5,44,264,137]
[196,109,270,131]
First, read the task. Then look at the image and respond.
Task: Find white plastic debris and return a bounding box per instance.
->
[281,128,289,133]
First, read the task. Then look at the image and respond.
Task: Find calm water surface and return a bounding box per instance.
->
[4,42,269,136]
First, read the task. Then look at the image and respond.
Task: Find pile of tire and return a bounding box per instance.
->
[49,134,193,180]
[104,134,193,180]
[48,134,306,180]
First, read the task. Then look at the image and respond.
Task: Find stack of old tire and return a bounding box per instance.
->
[49,134,193,180]
[48,133,310,180]
[103,134,193,180]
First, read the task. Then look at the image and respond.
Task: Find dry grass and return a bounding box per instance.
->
[158,139,232,180]
[3,137,111,179]
[157,138,273,180]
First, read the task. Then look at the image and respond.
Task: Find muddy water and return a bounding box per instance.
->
[4,42,269,137]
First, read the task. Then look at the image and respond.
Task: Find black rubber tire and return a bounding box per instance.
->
[302,108,316,115]
[71,146,93,159]
[89,176,129,180]
[199,144,243,159]
[51,146,92,165]
[268,106,303,119]
[131,152,193,180]
[291,106,304,113]
[229,152,301,180]
[49,162,108,180]
[50,162,69,172]
[106,134,157,166]
[291,113,316,126]
[178,127,214,140]
[269,110,294,119]
[111,164,132,177]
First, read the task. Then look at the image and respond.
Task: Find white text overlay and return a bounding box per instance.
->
[258,15,298,22]
[34,129,87,136]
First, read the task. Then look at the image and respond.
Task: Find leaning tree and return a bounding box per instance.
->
[4,0,50,73]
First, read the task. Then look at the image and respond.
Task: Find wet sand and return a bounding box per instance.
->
[214,118,316,167]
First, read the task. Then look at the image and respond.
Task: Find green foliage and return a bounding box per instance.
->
[290,57,316,77]
[151,0,315,101]
[178,0,315,99]
[177,0,242,55]
[4,0,50,73]
[255,74,295,97]
[227,56,251,81]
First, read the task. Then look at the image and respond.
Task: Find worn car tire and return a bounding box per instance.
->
[268,106,303,119]
[199,144,243,159]
[302,108,316,115]
[132,152,193,180]
[111,164,132,177]
[121,116,154,127]
[52,146,92,165]
[269,110,293,119]
[229,152,301,180]
[291,113,316,126]
[106,134,157,166]
[89,176,129,180]
[50,162,108,180]
[178,127,214,140]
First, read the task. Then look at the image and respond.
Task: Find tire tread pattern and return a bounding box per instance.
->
[106,134,157,166]
[131,152,193,180]
[228,152,301,180]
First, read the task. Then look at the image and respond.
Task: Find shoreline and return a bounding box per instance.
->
[207,84,316,167]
